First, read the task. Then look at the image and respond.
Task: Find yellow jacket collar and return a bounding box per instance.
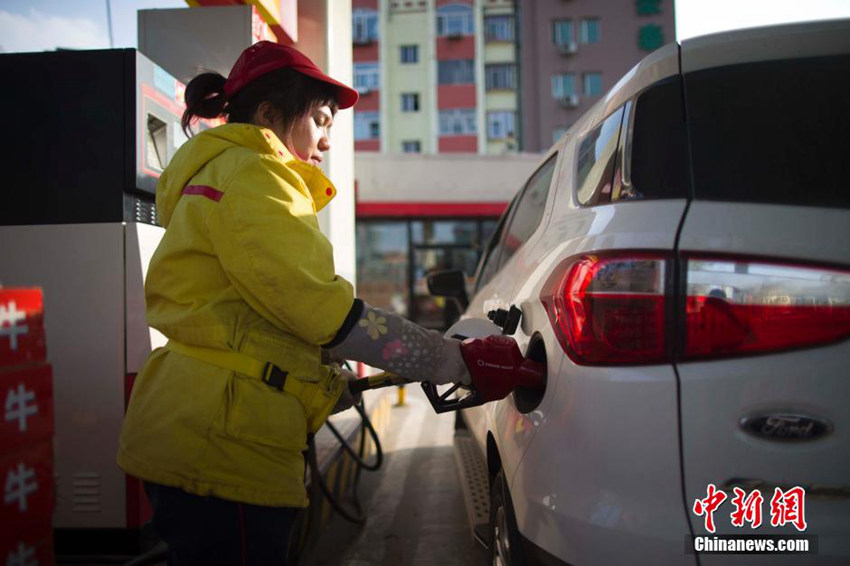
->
[258,127,338,212]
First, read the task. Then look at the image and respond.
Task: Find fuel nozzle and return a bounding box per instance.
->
[420,333,547,414]
[459,334,546,402]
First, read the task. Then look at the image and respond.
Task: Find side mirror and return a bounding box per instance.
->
[426,269,469,311]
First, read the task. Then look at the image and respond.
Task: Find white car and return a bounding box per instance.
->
[431,19,850,566]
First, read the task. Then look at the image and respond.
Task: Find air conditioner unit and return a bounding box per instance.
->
[560,94,580,108]
[557,42,578,55]
[356,86,373,95]
[447,31,465,40]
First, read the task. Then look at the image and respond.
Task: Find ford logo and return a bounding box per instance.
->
[740,414,832,441]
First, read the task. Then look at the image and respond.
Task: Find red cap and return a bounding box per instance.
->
[223,41,359,109]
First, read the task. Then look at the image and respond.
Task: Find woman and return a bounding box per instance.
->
[118,41,523,565]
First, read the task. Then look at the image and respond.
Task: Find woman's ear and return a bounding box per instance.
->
[253,101,280,129]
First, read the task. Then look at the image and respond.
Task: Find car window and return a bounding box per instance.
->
[498,153,558,269]
[474,196,517,292]
[684,54,850,208]
[615,76,689,201]
[576,107,625,206]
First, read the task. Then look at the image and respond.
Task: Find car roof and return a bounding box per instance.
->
[681,18,850,73]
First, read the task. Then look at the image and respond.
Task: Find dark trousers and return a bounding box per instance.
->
[144,482,298,566]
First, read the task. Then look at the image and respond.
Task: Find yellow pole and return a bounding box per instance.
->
[396,385,406,407]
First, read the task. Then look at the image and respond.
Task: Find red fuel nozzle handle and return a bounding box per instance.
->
[461,335,547,403]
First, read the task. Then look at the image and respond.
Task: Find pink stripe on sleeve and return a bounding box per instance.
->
[182,185,224,202]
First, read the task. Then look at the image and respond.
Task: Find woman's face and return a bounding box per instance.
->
[281,104,334,167]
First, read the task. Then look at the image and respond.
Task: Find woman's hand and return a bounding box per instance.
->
[330,367,363,414]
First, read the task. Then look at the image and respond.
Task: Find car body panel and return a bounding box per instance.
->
[676,202,850,564]
[677,202,849,266]
[511,361,693,566]
[681,18,850,73]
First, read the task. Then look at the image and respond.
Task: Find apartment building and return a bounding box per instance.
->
[352,0,520,155]
[520,0,676,151]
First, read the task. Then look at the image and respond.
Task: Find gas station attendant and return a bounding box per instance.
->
[117,41,527,565]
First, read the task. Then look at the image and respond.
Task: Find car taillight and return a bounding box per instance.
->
[684,257,850,359]
[541,253,850,366]
[540,253,670,365]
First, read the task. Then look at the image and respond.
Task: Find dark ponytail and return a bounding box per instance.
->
[181,72,228,136]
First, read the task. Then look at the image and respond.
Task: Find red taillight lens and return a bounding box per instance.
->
[541,253,669,365]
[684,258,850,359]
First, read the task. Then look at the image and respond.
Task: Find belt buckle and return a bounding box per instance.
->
[262,363,288,391]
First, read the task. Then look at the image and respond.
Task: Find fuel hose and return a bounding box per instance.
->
[306,399,383,525]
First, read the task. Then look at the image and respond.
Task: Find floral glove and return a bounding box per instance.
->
[325,300,470,386]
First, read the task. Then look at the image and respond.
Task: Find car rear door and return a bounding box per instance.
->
[461,148,561,460]
[676,24,850,564]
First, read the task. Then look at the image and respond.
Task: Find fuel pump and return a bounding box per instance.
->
[0,48,207,558]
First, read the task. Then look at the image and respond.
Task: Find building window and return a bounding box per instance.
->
[636,0,662,16]
[436,4,474,37]
[485,64,516,90]
[400,45,419,64]
[353,9,379,44]
[438,59,475,84]
[353,62,379,93]
[638,24,665,51]
[487,111,515,140]
[485,15,514,41]
[552,19,575,47]
[583,72,603,96]
[402,140,421,153]
[354,112,380,140]
[401,93,420,112]
[579,18,601,44]
[551,74,576,98]
[439,109,477,135]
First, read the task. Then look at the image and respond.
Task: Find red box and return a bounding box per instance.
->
[0,520,54,566]
[0,289,46,368]
[0,441,54,525]
[0,364,54,452]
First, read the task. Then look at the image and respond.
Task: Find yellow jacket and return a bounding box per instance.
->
[118,123,354,507]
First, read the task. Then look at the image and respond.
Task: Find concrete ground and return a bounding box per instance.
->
[301,386,489,566]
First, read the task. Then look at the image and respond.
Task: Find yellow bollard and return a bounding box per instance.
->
[396,385,406,407]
